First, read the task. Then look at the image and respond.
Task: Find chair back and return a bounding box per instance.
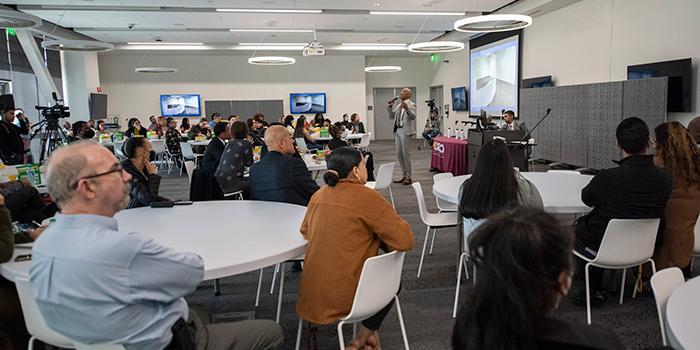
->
[594,218,660,267]
[113,141,126,159]
[151,139,167,154]
[358,133,371,148]
[546,169,580,174]
[373,162,395,191]
[462,217,487,252]
[180,142,195,159]
[433,173,457,211]
[14,277,74,348]
[433,172,453,183]
[184,161,195,183]
[650,267,685,346]
[411,182,430,224]
[694,216,700,255]
[342,251,405,323]
[295,138,308,152]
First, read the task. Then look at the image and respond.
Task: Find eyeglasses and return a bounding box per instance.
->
[71,163,125,189]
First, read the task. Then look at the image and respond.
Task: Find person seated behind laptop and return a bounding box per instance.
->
[29,142,283,350]
[499,110,529,133]
[572,117,672,306]
[249,125,320,206]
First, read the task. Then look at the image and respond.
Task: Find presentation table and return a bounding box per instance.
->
[666,276,700,349]
[0,201,308,282]
[432,172,594,214]
[430,136,469,176]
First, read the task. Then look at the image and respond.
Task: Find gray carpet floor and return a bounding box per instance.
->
[158,140,679,350]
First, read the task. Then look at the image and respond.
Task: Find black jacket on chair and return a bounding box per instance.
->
[200,138,226,174]
[574,154,672,251]
[249,151,319,206]
[121,159,169,208]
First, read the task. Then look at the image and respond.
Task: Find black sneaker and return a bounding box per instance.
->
[291,261,303,272]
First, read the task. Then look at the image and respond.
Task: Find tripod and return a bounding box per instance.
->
[30,118,68,163]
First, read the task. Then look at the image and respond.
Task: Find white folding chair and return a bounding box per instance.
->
[453,217,486,318]
[354,133,371,150]
[184,161,195,184]
[295,138,309,153]
[364,162,395,208]
[691,217,700,275]
[433,173,457,213]
[150,140,168,170]
[14,277,74,349]
[573,218,660,324]
[180,142,203,174]
[295,251,409,350]
[412,182,459,278]
[650,267,685,346]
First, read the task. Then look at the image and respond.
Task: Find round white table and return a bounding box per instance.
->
[0,201,308,282]
[188,139,211,146]
[666,276,700,349]
[432,172,594,214]
[303,154,327,171]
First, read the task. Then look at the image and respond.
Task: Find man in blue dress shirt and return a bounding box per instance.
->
[29,142,283,350]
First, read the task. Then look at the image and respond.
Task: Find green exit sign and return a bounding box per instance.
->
[430,53,442,62]
[5,28,16,36]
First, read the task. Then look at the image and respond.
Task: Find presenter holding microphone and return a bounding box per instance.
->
[387,88,416,185]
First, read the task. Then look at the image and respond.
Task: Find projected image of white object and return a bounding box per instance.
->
[164,96,186,115]
[470,37,518,114]
[291,93,325,113]
[161,94,200,116]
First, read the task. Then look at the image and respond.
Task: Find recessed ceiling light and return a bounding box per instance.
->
[216,8,322,14]
[370,11,465,16]
[135,67,178,73]
[248,56,296,65]
[454,14,532,32]
[365,66,402,72]
[373,3,381,6]
[229,29,313,33]
[407,41,464,53]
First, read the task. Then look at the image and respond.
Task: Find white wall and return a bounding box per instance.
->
[98,53,366,128]
[430,50,470,129]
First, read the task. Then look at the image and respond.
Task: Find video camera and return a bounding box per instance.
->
[35,92,70,126]
[425,99,439,115]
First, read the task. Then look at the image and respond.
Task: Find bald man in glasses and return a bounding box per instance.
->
[28,142,283,350]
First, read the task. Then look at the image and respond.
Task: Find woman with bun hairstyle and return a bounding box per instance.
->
[296,146,413,350]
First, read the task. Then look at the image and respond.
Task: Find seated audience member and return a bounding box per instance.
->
[294,115,319,151]
[297,147,413,349]
[573,117,672,305]
[459,139,543,234]
[63,121,72,135]
[147,115,158,131]
[252,113,268,137]
[452,207,625,350]
[124,118,147,138]
[340,114,350,128]
[350,113,365,134]
[179,117,191,134]
[188,117,212,140]
[284,115,296,134]
[689,116,700,144]
[209,112,222,129]
[164,117,182,158]
[215,121,253,197]
[0,179,57,224]
[228,115,240,123]
[96,120,109,135]
[0,104,26,165]
[200,122,231,174]
[328,124,348,151]
[323,118,332,127]
[312,113,325,127]
[651,122,700,274]
[70,121,95,142]
[29,142,283,350]
[121,137,170,208]
[249,125,320,206]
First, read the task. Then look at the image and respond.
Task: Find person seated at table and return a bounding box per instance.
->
[147,115,158,131]
[251,113,268,138]
[180,117,191,134]
[422,109,441,146]
[499,110,529,133]
[124,117,147,138]
[650,122,700,276]
[323,118,332,128]
[200,122,231,174]
[0,179,57,224]
[121,137,170,208]
[187,117,211,140]
[208,112,222,129]
[340,114,350,128]
[296,146,413,350]
[29,142,284,350]
[69,121,95,143]
[284,114,295,135]
[452,207,625,350]
[312,113,325,127]
[228,115,240,123]
[572,117,672,306]
[215,121,253,198]
[350,113,365,134]
[328,124,348,151]
[249,126,319,206]
[689,116,700,144]
[165,117,183,159]
[294,115,319,151]
[96,120,109,135]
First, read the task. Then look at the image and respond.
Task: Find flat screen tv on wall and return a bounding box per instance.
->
[160,94,201,117]
[290,93,326,114]
[627,58,692,112]
[451,87,468,111]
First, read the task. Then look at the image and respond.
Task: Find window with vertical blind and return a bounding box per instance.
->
[0,32,62,79]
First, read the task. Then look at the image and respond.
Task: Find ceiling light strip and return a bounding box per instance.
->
[229,29,313,33]
[369,11,465,16]
[341,43,407,46]
[248,56,296,65]
[364,66,402,72]
[238,42,308,46]
[127,42,204,45]
[217,8,321,14]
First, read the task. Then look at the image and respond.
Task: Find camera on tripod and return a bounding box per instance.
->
[425,99,439,114]
[35,92,70,126]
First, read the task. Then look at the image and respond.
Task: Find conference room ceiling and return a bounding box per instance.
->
[8,0,515,53]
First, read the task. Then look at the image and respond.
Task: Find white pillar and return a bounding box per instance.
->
[60,51,100,122]
[15,29,60,102]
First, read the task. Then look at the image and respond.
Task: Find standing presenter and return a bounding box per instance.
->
[387,88,416,185]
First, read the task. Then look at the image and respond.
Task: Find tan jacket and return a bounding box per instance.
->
[654,180,700,270]
[295,179,414,324]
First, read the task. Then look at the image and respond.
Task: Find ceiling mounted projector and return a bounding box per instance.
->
[303,40,325,57]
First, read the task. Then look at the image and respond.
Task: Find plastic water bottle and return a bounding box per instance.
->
[447,128,452,138]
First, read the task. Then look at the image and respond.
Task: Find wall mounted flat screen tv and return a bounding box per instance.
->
[89,93,107,120]
[627,58,691,112]
[451,87,468,111]
[290,93,326,114]
[522,76,553,89]
[160,94,201,117]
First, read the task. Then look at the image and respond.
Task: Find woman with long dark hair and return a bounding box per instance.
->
[652,121,700,274]
[293,115,319,151]
[452,207,624,350]
[124,118,147,138]
[313,113,325,127]
[179,117,191,133]
[297,147,413,350]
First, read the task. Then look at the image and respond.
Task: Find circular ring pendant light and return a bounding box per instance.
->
[41,39,114,52]
[0,9,42,28]
[248,56,296,65]
[454,14,532,33]
[407,41,464,53]
[364,66,402,73]
[134,67,178,73]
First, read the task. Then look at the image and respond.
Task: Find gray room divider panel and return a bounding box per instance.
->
[205,100,284,121]
[205,101,233,118]
[622,77,668,134]
[560,85,588,167]
[587,82,623,170]
[520,88,546,159]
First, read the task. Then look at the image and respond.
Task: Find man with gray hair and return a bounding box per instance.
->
[29,142,283,349]
[387,87,416,185]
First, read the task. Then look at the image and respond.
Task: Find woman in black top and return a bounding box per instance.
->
[452,207,625,350]
[180,117,191,133]
[313,113,325,127]
[328,124,348,151]
[215,121,254,197]
[124,118,148,138]
[121,137,169,208]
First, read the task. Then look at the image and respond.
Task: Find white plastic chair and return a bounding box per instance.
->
[184,161,195,184]
[295,251,409,350]
[650,267,685,346]
[433,173,457,213]
[453,217,486,318]
[180,142,203,174]
[74,342,126,350]
[354,133,371,150]
[412,182,459,278]
[295,138,309,153]
[14,277,75,349]
[691,217,700,274]
[364,162,395,208]
[573,218,660,324]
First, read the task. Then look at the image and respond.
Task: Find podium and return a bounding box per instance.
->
[467,130,529,173]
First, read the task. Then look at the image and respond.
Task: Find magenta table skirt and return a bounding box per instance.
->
[430,136,468,176]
